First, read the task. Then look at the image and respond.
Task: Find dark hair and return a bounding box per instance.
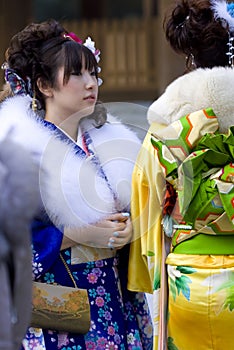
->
[164,0,230,70]
[3,19,107,126]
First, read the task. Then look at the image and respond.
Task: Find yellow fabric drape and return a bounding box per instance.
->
[128,122,167,347]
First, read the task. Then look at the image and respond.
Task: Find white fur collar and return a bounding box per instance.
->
[0,95,140,229]
[147,67,234,133]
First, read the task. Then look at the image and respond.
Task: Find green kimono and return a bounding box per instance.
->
[129,108,234,349]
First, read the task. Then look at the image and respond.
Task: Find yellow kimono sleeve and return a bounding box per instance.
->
[128,122,166,294]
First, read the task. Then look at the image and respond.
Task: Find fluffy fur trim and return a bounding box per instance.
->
[0,96,140,229]
[147,67,234,133]
[85,114,140,212]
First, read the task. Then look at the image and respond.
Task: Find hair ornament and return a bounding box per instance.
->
[63,32,83,44]
[210,0,234,67]
[1,62,33,97]
[210,0,234,31]
[176,15,190,29]
[227,34,234,66]
[227,3,234,17]
[64,32,101,63]
[83,37,101,63]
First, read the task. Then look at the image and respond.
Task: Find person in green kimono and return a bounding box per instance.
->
[128,1,234,349]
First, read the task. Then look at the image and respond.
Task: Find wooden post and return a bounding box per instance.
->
[156,0,184,94]
[142,0,157,18]
[143,0,152,18]
[0,0,32,85]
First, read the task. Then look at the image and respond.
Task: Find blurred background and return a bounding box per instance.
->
[0,0,184,135]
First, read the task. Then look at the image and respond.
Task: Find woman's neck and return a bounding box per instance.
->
[45,115,79,141]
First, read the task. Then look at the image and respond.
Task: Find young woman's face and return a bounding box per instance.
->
[50,62,98,122]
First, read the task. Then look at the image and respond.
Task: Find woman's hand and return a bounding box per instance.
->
[106,216,132,250]
[62,212,132,250]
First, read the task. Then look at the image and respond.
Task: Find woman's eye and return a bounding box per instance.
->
[71,71,81,76]
[90,70,96,76]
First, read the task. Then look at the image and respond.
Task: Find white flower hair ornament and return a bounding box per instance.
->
[83,37,101,63]
[64,32,103,86]
[83,37,103,85]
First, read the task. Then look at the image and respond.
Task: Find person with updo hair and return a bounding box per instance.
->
[164,0,230,70]
[0,19,153,350]
[128,1,234,349]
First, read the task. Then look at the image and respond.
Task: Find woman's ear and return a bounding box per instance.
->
[37,78,53,97]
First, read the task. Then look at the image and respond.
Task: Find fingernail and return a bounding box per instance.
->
[109,238,115,243]
[108,242,114,249]
[113,232,119,237]
[121,212,130,217]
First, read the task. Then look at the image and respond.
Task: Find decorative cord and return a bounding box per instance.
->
[60,253,78,288]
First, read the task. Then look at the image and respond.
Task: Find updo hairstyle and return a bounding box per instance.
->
[164,0,230,70]
[3,19,106,126]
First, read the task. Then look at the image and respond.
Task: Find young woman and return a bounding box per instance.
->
[128,1,234,349]
[0,19,153,349]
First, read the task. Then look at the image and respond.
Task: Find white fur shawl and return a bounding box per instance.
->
[0,95,140,229]
[147,66,234,133]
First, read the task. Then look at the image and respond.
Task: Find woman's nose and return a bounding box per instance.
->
[84,72,96,88]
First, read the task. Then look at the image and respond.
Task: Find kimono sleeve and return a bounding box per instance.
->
[31,215,63,279]
[128,122,166,294]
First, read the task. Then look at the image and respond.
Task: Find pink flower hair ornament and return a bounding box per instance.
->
[64,32,83,44]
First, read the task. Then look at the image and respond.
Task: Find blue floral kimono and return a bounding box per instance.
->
[19,116,153,350]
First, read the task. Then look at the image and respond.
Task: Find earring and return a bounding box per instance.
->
[31,91,38,111]
[185,53,197,71]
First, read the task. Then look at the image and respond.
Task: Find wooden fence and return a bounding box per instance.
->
[0,15,183,103]
[62,17,161,102]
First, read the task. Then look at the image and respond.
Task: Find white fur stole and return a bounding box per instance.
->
[147,67,234,133]
[0,95,140,229]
